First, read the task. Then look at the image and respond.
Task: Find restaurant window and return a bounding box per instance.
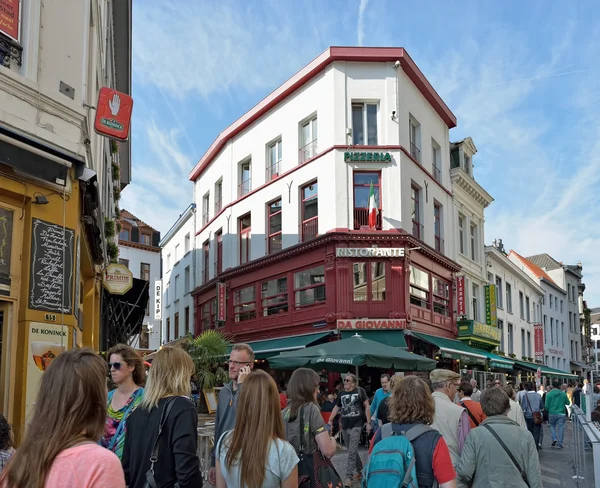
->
[140,263,150,281]
[267,199,282,254]
[185,307,190,335]
[267,139,282,181]
[201,303,210,330]
[203,240,210,283]
[432,276,450,316]
[352,102,378,145]
[300,181,318,241]
[411,185,422,239]
[353,263,367,302]
[352,262,386,302]
[353,172,381,230]
[294,265,325,308]
[239,214,251,264]
[371,262,386,301]
[215,229,223,275]
[174,312,180,339]
[234,286,256,322]
[262,277,288,316]
[409,265,429,309]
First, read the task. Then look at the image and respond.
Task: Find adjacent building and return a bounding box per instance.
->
[590,307,600,369]
[0,0,132,440]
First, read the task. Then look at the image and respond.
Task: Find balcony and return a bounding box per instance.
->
[238,178,251,198]
[435,235,444,254]
[214,198,222,214]
[299,139,318,164]
[410,142,421,162]
[412,220,424,240]
[433,163,442,183]
[353,208,383,230]
[301,217,318,242]
[266,161,281,181]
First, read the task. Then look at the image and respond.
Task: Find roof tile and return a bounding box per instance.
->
[509,251,556,284]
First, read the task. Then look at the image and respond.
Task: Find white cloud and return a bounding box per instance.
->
[357,0,370,46]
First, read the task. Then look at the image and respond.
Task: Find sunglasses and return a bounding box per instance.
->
[344,379,353,383]
[109,362,122,370]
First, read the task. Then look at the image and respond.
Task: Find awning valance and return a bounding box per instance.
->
[340,330,407,348]
[233,331,332,359]
[409,332,487,365]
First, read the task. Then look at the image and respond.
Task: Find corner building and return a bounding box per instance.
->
[189,47,460,352]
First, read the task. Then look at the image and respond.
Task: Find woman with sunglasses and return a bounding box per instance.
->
[101,344,145,460]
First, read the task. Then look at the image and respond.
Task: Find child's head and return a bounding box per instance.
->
[0,414,12,450]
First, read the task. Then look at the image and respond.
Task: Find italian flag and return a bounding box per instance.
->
[368,182,378,229]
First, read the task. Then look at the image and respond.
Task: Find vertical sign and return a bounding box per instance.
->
[0,0,20,42]
[534,323,544,360]
[457,276,466,316]
[485,284,497,327]
[217,282,226,322]
[154,280,162,320]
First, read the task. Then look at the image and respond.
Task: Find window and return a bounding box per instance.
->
[353,172,381,230]
[458,215,465,255]
[519,292,524,319]
[210,298,218,328]
[184,233,190,254]
[434,203,443,253]
[464,154,472,175]
[352,103,378,145]
[238,159,251,197]
[185,266,190,294]
[470,224,477,261]
[166,282,169,305]
[521,329,526,357]
[141,233,151,246]
[239,214,251,264]
[508,323,514,354]
[166,253,171,270]
[561,322,565,347]
[201,303,210,331]
[174,312,180,338]
[488,272,493,283]
[215,230,223,275]
[567,284,571,301]
[185,307,190,335]
[175,244,180,262]
[202,192,210,225]
[560,299,563,313]
[409,116,421,162]
[234,286,256,322]
[215,179,223,213]
[203,241,209,283]
[527,331,531,357]
[353,262,387,302]
[118,258,129,268]
[371,262,386,301]
[433,276,450,316]
[267,139,282,180]
[262,277,288,316]
[494,277,503,308]
[498,319,504,352]
[267,199,282,254]
[506,283,512,312]
[526,296,530,322]
[299,116,318,163]
[294,266,325,307]
[166,317,171,341]
[140,263,150,281]
[432,140,442,183]
[411,185,422,239]
[300,181,318,241]
[569,311,572,331]
[410,265,429,309]
[353,263,367,301]
[174,275,179,300]
[472,284,479,321]
[550,294,553,308]
[119,228,129,241]
[550,318,554,346]
[544,315,547,344]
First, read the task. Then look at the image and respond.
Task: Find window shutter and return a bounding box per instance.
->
[152,231,160,247]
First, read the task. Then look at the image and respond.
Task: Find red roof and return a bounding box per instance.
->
[119,209,157,232]
[189,46,457,181]
[509,250,556,284]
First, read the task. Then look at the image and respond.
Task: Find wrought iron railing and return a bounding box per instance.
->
[353,208,383,230]
[299,139,318,164]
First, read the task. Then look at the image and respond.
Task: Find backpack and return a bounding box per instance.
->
[362,423,437,488]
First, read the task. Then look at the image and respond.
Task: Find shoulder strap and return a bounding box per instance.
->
[381,422,394,439]
[107,389,141,452]
[404,423,434,442]
[149,397,177,466]
[483,424,529,487]
[298,404,306,454]
[460,401,480,427]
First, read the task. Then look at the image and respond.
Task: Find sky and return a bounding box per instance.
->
[121,0,600,306]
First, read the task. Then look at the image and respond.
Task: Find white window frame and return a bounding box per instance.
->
[470,224,477,261]
[431,138,442,182]
[352,102,378,146]
[458,214,465,255]
[267,138,282,180]
[409,115,421,162]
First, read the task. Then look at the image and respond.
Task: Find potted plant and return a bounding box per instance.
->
[508,353,516,359]
[497,351,506,357]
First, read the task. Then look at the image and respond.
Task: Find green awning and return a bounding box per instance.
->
[410,332,487,365]
[512,359,579,379]
[241,332,332,359]
[340,330,407,348]
[511,359,540,372]
[477,350,514,370]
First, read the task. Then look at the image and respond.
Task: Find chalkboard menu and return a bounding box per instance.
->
[29,218,74,314]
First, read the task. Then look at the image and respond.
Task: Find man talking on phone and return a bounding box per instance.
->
[209,343,254,485]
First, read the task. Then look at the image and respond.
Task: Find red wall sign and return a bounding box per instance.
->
[0,0,20,42]
[457,276,466,316]
[534,323,544,359]
[94,87,133,141]
[217,282,226,322]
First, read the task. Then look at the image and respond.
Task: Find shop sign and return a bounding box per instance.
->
[94,87,134,141]
[472,321,501,342]
[457,276,466,316]
[344,152,392,163]
[217,282,226,321]
[0,0,20,42]
[102,263,133,295]
[534,323,544,359]
[484,284,497,327]
[548,348,564,356]
[336,319,407,330]
[154,280,162,320]
[0,206,14,297]
[336,247,404,258]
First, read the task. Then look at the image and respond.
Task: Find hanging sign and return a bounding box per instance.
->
[154,280,162,320]
[457,276,466,316]
[534,323,544,360]
[0,0,20,42]
[485,284,497,327]
[103,263,133,295]
[217,282,226,321]
[94,87,134,141]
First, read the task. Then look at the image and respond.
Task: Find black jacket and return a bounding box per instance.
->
[123,396,203,488]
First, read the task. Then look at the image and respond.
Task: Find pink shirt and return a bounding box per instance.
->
[45,443,125,488]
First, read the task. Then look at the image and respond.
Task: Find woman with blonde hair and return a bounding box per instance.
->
[0,349,125,488]
[122,347,202,487]
[217,369,298,488]
[101,343,145,460]
[367,376,456,488]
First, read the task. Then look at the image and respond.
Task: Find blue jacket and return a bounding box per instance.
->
[370,387,391,417]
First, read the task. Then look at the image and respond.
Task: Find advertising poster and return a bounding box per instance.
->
[25,322,68,423]
[0,0,20,42]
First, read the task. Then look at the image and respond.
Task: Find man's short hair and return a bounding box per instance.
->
[553,381,560,389]
[458,381,473,396]
[480,387,510,417]
[231,343,255,361]
[380,374,391,381]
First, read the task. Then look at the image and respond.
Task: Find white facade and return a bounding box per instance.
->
[450,138,493,323]
[509,252,570,372]
[188,50,457,285]
[160,204,197,343]
[590,308,600,367]
[485,244,544,362]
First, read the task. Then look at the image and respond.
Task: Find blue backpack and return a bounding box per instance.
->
[363,423,436,488]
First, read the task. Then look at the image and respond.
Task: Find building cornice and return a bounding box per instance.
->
[118,240,161,253]
[160,203,196,247]
[450,167,493,208]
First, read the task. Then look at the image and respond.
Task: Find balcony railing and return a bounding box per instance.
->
[412,220,424,240]
[435,235,444,254]
[266,160,281,181]
[202,211,209,226]
[214,198,222,214]
[353,208,383,230]
[238,178,251,198]
[299,139,318,164]
[301,217,318,241]
[410,142,421,162]
[433,163,442,183]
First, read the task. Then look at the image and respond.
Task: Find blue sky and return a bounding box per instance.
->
[121,0,600,305]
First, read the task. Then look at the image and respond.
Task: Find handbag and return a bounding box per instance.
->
[524,394,543,425]
[294,404,343,488]
[483,424,530,487]
[144,397,178,488]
